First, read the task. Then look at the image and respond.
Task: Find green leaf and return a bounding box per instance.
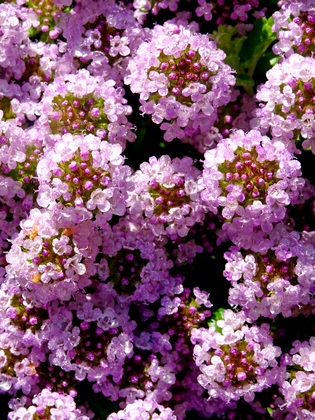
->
[236,73,255,89]
[212,25,247,75]
[212,18,277,92]
[240,17,277,77]
[207,307,225,332]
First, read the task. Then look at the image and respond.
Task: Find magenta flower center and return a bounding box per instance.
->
[119,350,156,391]
[253,251,297,298]
[39,365,77,395]
[293,12,315,56]
[212,340,261,387]
[52,149,111,208]
[149,179,190,215]
[50,93,109,136]
[149,46,212,104]
[255,251,298,296]
[158,292,211,340]
[278,79,315,120]
[218,146,279,206]
[71,320,117,368]
[25,0,64,40]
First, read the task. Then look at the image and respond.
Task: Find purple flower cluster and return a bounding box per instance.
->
[272,0,315,58]
[125,21,235,142]
[201,129,303,245]
[224,223,315,320]
[127,155,207,238]
[8,389,92,420]
[191,309,281,402]
[278,337,315,419]
[252,53,315,152]
[0,0,315,419]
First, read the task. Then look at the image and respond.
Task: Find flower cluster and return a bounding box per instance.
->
[191,309,282,403]
[224,223,315,320]
[36,69,136,148]
[278,337,315,419]
[5,208,101,304]
[127,155,207,238]
[272,0,315,57]
[8,389,91,420]
[61,0,145,82]
[201,129,303,245]
[36,134,132,217]
[124,22,235,142]
[252,53,315,152]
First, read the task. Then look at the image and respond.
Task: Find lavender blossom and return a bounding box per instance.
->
[278,337,315,419]
[203,0,266,29]
[272,0,315,58]
[8,389,91,420]
[224,223,315,320]
[5,208,101,305]
[127,155,207,239]
[124,22,235,142]
[0,283,48,395]
[46,286,135,386]
[201,129,304,239]
[180,89,256,154]
[0,120,44,208]
[191,309,282,402]
[61,0,145,82]
[36,133,133,218]
[107,395,177,420]
[252,53,315,152]
[0,3,36,81]
[36,69,136,148]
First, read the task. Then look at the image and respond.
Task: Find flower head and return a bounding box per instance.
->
[252,54,315,152]
[202,129,304,237]
[125,23,235,141]
[191,309,282,402]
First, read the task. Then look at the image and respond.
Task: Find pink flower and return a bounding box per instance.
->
[202,129,304,241]
[124,22,235,142]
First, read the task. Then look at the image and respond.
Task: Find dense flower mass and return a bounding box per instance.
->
[124,22,235,141]
[8,389,91,420]
[252,53,315,152]
[127,155,207,238]
[36,69,136,148]
[36,133,132,217]
[272,0,315,57]
[1,0,315,419]
[224,223,315,320]
[201,129,304,244]
[278,337,315,420]
[61,0,145,82]
[5,208,101,304]
[191,309,282,402]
